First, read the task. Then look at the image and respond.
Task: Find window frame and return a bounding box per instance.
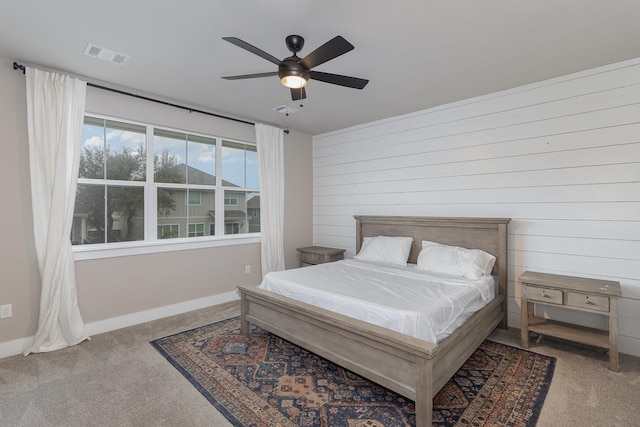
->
[73,114,260,261]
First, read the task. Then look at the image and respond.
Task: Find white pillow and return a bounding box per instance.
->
[416,240,496,279]
[354,236,413,266]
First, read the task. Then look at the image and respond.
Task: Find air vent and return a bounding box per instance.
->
[272,105,298,115]
[84,43,130,65]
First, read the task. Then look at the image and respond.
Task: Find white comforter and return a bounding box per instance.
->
[259,259,495,343]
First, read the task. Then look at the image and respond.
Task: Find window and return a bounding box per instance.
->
[157,224,179,239]
[187,191,201,206]
[72,118,147,245]
[222,141,258,188]
[73,115,260,253]
[225,223,239,234]
[224,192,238,206]
[188,223,205,237]
[221,141,259,236]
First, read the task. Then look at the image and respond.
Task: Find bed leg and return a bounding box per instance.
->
[240,315,250,337]
[415,359,434,427]
[240,292,250,337]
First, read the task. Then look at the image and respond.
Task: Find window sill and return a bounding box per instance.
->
[73,234,261,261]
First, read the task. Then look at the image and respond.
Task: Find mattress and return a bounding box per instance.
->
[258,259,495,343]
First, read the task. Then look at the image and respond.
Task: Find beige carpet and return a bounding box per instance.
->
[0,300,639,426]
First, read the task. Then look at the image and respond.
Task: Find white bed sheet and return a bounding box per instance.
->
[258,259,495,343]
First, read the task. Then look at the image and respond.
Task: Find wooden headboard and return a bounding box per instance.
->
[354,215,511,325]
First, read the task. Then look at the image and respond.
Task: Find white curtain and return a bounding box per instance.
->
[24,67,90,355]
[256,123,285,277]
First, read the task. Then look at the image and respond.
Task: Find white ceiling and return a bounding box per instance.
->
[1,1,639,135]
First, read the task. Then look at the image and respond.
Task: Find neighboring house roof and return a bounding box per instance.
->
[177,164,239,187]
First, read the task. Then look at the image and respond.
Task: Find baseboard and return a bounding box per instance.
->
[0,291,240,360]
[619,335,640,358]
[0,337,34,360]
[85,290,239,336]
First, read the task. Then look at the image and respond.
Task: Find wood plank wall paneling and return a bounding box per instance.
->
[312,58,640,357]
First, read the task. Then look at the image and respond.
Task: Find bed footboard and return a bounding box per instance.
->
[239,285,436,397]
[238,285,503,427]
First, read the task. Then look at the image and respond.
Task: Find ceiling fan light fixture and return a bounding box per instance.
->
[281,75,307,89]
[278,58,310,89]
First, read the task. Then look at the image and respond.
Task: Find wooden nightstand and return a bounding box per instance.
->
[519,271,622,371]
[297,246,345,267]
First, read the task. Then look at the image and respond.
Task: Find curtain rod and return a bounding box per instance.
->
[13,62,289,134]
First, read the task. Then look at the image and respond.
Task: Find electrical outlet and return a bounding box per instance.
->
[245,265,251,274]
[0,304,12,319]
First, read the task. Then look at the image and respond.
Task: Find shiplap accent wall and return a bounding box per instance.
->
[312,58,640,357]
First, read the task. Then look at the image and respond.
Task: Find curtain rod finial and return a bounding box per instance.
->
[13,62,26,74]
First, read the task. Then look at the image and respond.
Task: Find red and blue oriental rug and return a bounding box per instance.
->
[151,317,555,426]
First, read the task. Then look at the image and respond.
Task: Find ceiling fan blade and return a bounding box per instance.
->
[222,37,281,65]
[222,72,278,80]
[300,36,354,69]
[310,71,369,89]
[291,87,306,101]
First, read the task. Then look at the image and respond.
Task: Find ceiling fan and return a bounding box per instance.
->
[221,35,369,101]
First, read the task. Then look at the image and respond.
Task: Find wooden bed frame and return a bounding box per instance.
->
[237,215,510,427]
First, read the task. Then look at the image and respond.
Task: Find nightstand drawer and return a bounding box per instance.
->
[567,292,609,312]
[526,285,563,304]
[297,246,345,267]
[300,252,324,264]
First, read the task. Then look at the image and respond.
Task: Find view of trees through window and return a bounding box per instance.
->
[72,116,259,246]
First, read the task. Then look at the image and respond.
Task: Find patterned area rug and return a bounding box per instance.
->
[151,317,555,426]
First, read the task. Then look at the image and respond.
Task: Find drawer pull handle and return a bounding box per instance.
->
[585,298,594,305]
[541,291,549,298]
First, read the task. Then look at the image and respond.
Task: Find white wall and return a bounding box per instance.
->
[312,58,640,357]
